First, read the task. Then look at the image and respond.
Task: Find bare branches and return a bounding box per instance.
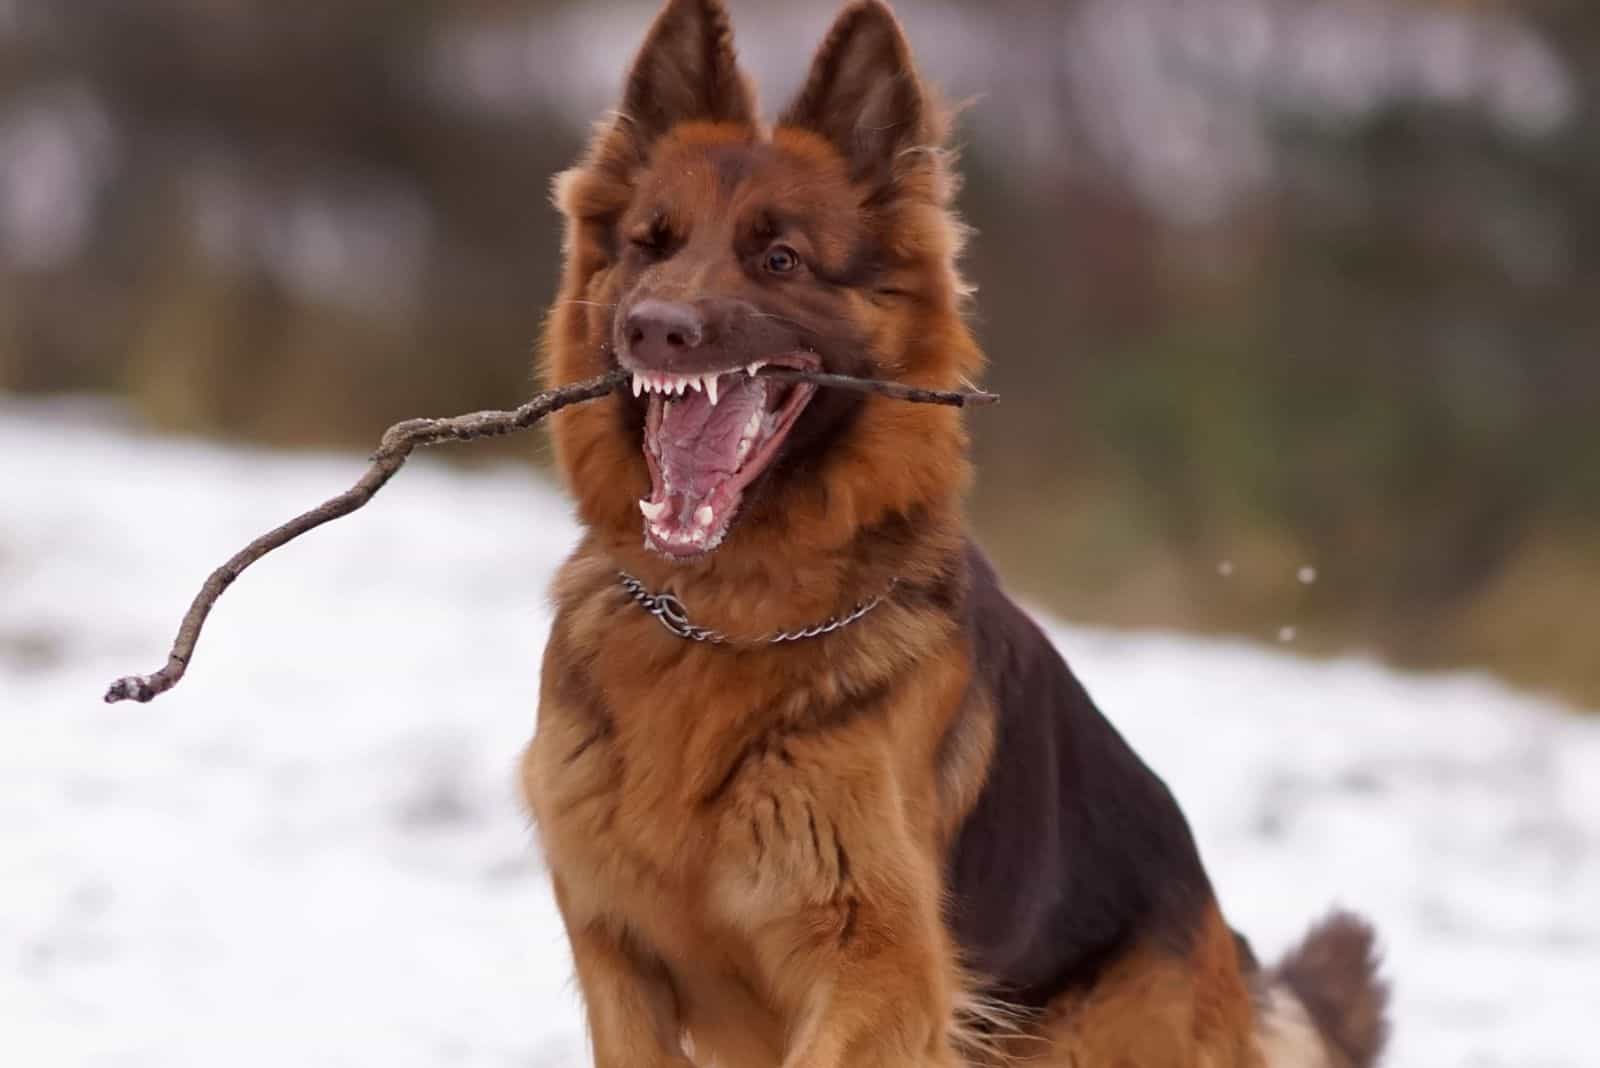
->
[103,370,626,704]
[103,366,996,704]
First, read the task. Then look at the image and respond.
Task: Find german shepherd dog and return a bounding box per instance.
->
[524,2,1390,1065]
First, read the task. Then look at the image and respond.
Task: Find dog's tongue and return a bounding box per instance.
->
[648,373,766,524]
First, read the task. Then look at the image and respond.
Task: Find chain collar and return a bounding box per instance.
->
[617,571,895,646]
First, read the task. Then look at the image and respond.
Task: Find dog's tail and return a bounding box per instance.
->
[1254,910,1390,1068]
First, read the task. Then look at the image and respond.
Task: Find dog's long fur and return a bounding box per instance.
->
[523,2,1389,1065]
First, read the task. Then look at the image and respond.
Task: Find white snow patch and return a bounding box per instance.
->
[2,398,1596,1066]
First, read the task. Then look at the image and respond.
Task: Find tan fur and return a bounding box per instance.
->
[977,907,1262,1068]
[524,544,975,1066]
[522,3,1367,1066]
[1255,984,1337,1068]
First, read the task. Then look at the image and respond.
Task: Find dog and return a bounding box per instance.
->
[523,2,1390,1064]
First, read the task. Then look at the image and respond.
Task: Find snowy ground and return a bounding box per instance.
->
[3,398,1597,1068]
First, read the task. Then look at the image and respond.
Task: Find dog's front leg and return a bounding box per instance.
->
[553,880,690,1068]
[776,909,965,1068]
[729,770,966,1068]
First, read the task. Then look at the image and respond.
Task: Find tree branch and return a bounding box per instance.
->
[103,367,997,704]
[757,368,997,407]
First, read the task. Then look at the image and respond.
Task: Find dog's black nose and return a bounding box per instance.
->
[625,299,704,366]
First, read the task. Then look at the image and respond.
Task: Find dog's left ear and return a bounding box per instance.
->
[779,1,943,193]
[555,0,757,248]
[597,0,756,177]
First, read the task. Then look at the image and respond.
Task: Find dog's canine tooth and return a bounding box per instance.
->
[705,373,719,406]
[639,497,667,520]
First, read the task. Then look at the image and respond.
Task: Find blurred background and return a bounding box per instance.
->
[2,0,1596,709]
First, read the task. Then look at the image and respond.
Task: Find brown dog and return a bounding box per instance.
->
[522,2,1389,1065]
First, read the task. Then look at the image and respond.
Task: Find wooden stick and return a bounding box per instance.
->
[758,368,997,407]
[103,370,624,703]
[103,367,996,704]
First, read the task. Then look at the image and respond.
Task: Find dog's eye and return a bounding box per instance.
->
[763,245,801,275]
[630,222,674,259]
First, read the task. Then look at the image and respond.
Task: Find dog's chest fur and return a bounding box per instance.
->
[522,565,973,1017]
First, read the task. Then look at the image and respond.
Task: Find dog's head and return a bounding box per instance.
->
[545,0,979,567]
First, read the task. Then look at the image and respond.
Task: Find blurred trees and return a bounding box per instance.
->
[1,0,1596,706]
[964,1,1600,707]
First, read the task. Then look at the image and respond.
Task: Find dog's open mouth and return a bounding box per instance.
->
[634,354,818,557]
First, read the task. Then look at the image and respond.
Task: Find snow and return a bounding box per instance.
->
[3,398,1596,1067]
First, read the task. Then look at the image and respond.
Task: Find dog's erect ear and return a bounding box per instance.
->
[779,1,940,191]
[555,1,753,266]
[599,0,755,172]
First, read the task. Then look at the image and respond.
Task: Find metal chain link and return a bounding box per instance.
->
[617,571,894,646]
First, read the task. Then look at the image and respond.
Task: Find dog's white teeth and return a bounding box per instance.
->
[746,360,766,377]
[639,498,667,520]
[637,371,723,399]
[694,505,714,528]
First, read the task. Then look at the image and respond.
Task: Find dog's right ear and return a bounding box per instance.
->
[779,1,941,195]
[585,0,756,181]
